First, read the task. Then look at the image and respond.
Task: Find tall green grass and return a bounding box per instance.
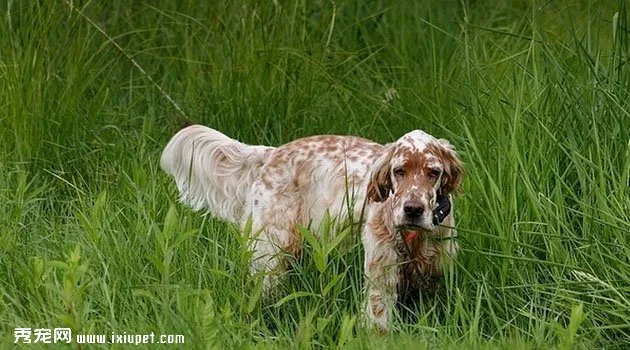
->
[1,0,629,348]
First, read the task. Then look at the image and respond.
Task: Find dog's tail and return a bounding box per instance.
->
[160,125,275,224]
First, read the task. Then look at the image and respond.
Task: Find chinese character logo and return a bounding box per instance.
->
[34,328,52,343]
[14,328,32,344]
[54,328,72,343]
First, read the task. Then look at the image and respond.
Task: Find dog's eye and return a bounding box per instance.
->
[393,167,405,177]
[428,169,441,179]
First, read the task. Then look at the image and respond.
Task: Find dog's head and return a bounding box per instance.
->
[367,130,463,231]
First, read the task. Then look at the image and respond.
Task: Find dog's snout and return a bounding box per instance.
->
[403,200,424,218]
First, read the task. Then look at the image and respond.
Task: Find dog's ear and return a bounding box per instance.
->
[436,139,464,195]
[367,147,394,203]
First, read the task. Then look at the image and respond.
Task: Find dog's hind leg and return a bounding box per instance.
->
[247,182,303,294]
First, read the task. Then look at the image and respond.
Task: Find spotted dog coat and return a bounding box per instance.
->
[160,125,464,332]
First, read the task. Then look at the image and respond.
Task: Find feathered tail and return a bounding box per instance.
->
[160,125,274,224]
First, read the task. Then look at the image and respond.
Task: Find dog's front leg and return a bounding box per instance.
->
[362,230,399,333]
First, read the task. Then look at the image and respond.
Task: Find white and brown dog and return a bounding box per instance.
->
[160,125,463,332]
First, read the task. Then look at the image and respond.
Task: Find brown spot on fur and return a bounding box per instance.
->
[369,294,385,318]
[292,161,313,188]
[323,143,338,152]
[367,206,392,242]
[216,151,228,163]
[368,253,387,272]
[286,222,303,256]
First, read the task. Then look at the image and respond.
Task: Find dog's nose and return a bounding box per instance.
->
[403,201,424,218]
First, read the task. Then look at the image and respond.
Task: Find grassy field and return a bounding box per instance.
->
[1,0,629,348]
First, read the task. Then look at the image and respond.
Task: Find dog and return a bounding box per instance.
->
[160,125,463,332]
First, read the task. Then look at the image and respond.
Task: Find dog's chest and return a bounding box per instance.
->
[395,234,444,302]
